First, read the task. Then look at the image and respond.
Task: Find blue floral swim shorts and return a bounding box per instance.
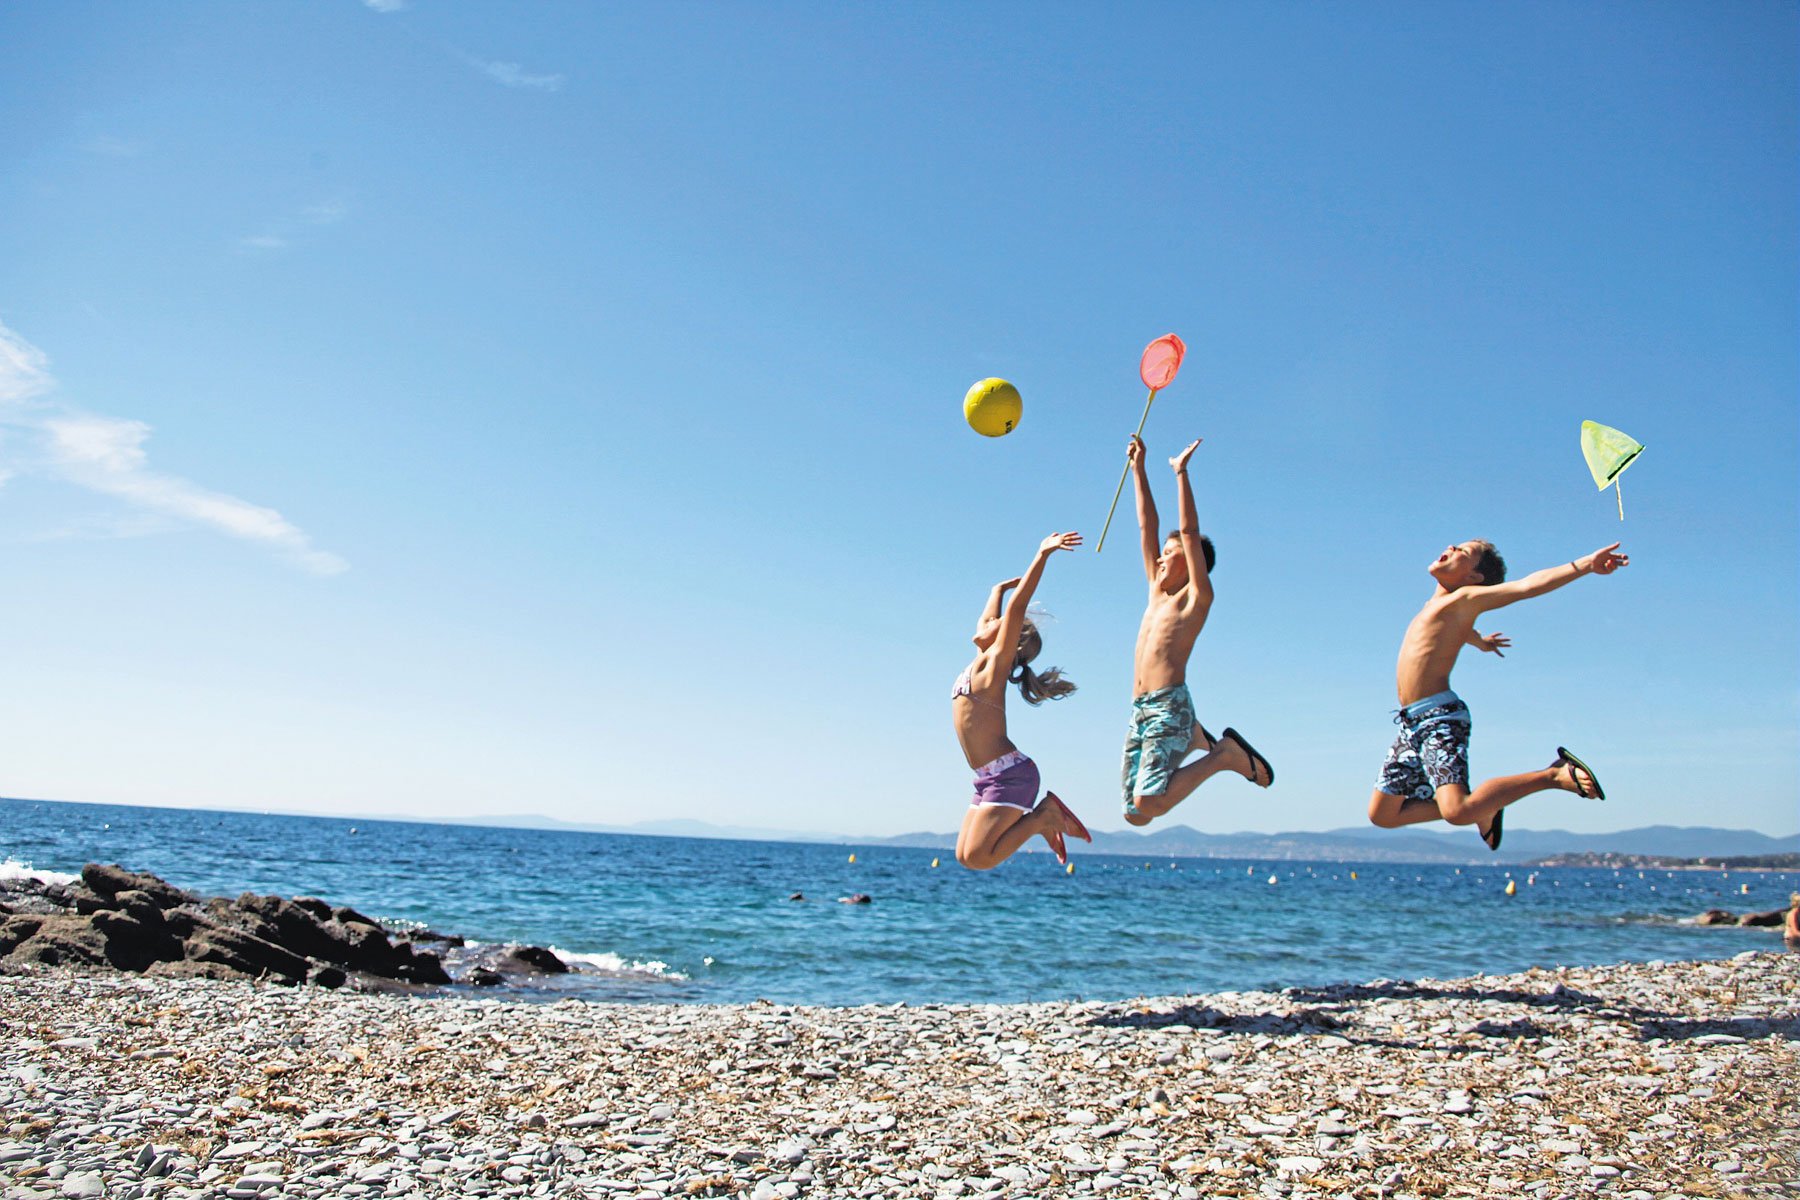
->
[1122,683,1196,814]
[1376,690,1472,803]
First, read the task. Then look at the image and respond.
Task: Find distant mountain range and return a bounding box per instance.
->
[866,823,1800,864]
[10,796,1791,867]
[437,812,1795,866]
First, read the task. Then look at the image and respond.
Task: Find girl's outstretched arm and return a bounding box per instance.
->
[996,532,1083,652]
[974,576,1020,641]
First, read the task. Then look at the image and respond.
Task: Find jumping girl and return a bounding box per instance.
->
[952,531,1092,869]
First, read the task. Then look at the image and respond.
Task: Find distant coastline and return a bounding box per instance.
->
[1523,851,1800,872]
[5,793,1797,867]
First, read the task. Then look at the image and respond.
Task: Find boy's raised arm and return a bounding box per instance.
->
[1473,543,1629,613]
[1170,439,1212,605]
[1129,435,1160,582]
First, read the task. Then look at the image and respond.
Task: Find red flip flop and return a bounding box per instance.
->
[1043,792,1092,843]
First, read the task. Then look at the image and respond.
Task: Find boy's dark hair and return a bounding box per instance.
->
[1166,531,1217,574]
[1472,540,1506,586]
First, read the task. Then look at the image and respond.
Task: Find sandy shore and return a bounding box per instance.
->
[2,953,1795,1200]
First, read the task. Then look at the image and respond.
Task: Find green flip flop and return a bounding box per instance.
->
[1555,747,1606,801]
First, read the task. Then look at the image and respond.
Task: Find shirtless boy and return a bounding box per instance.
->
[1369,540,1629,851]
[1120,435,1272,826]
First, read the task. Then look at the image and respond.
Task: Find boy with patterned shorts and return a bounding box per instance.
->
[1368,539,1628,851]
[1119,435,1272,826]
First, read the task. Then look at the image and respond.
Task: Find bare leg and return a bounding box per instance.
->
[1178,723,1216,762]
[1368,789,1445,828]
[1125,733,1267,826]
[956,799,1074,870]
[1433,758,1597,838]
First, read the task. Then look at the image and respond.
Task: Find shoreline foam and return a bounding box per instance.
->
[3,952,1795,1198]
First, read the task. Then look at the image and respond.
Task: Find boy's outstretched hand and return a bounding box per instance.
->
[1582,543,1629,575]
[1126,435,1146,469]
[1170,439,1201,472]
[1041,531,1083,554]
[1474,631,1511,656]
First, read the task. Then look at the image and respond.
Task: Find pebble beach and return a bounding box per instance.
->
[3,952,1795,1200]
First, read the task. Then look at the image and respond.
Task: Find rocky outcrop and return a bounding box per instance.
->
[0,864,490,989]
[1693,906,1790,928]
[498,944,569,975]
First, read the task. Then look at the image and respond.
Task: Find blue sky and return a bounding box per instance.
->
[1,2,1793,839]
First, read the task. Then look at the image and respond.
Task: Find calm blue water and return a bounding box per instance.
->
[3,798,1792,1006]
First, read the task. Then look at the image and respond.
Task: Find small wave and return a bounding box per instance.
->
[0,859,78,887]
[547,946,689,981]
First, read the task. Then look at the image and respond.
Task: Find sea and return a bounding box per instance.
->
[2,798,1792,1008]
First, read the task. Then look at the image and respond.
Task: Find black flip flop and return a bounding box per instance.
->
[1481,809,1504,852]
[1196,723,1217,753]
[1556,747,1606,801]
[1220,727,1273,788]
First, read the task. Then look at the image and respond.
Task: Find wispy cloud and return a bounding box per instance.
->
[362,0,407,12]
[0,327,52,404]
[303,199,349,225]
[0,321,347,576]
[237,195,350,254]
[82,134,150,158]
[469,56,564,91]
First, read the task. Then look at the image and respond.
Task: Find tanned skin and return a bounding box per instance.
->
[1121,435,1269,826]
[1368,540,1629,841]
[953,532,1088,869]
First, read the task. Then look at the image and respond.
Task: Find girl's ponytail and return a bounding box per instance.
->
[1011,619,1077,706]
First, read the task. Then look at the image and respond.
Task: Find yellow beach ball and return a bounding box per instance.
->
[964,378,1022,437]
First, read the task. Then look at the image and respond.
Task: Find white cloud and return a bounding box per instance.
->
[303,199,349,225]
[363,0,407,12]
[239,197,349,252]
[0,321,347,576]
[83,135,149,158]
[0,329,52,404]
[472,58,564,91]
[28,511,179,544]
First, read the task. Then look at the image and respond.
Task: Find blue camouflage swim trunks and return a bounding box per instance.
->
[1376,690,1472,803]
[1122,684,1197,814]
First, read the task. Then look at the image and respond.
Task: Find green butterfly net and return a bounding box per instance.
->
[1580,420,1644,520]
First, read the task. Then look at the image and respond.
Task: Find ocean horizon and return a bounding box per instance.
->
[4,796,1793,1007]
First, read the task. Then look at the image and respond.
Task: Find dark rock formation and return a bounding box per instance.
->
[81,863,193,908]
[499,944,569,975]
[1695,907,1790,928]
[0,863,453,990]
